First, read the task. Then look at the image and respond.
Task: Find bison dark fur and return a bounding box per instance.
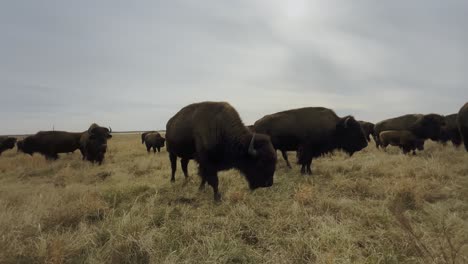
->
[359,121,375,142]
[141,131,156,144]
[439,114,462,147]
[374,114,446,148]
[379,130,424,155]
[17,131,83,160]
[80,123,112,165]
[144,132,165,153]
[254,107,368,175]
[0,137,17,155]
[166,102,277,201]
[458,102,468,151]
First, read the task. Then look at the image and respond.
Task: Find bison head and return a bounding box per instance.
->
[411,114,446,141]
[3,137,17,149]
[335,116,368,156]
[17,138,33,155]
[240,133,276,190]
[157,136,166,147]
[88,125,112,142]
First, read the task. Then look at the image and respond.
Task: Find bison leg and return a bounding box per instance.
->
[169,152,177,182]
[157,147,161,152]
[281,150,292,168]
[306,159,312,175]
[146,145,151,153]
[200,166,221,201]
[198,177,207,191]
[153,147,157,153]
[181,158,190,179]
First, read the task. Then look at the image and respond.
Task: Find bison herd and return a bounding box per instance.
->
[1,101,468,201]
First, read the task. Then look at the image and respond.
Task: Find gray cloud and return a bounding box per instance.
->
[1,0,467,135]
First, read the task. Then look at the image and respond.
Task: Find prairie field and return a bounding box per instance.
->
[0,134,467,264]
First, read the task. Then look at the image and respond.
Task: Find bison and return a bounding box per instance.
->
[0,137,17,155]
[458,103,468,151]
[359,121,375,142]
[166,102,277,201]
[17,131,83,160]
[379,130,424,154]
[144,132,165,153]
[254,107,368,175]
[141,131,156,144]
[80,123,112,165]
[438,114,462,147]
[374,114,446,148]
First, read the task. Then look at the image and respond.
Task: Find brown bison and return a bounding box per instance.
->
[0,137,17,155]
[144,132,165,153]
[359,121,375,142]
[458,102,468,151]
[166,102,277,201]
[254,107,368,175]
[379,130,424,154]
[374,114,446,148]
[80,123,112,165]
[17,131,83,160]
[438,114,462,147]
[141,131,156,144]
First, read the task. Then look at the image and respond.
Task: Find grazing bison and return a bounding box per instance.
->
[80,123,112,165]
[458,102,468,151]
[439,114,462,147]
[17,131,83,160]
[254,107,368,175]
[144,132,165,153]
[0,137,17,155]
[141,131,156,144]
[166,102,277,201]
[359,121,375,142]
[379,130,424,154]
[374,114,446,148]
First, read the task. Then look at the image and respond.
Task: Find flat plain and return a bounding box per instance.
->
[0,134,467,264]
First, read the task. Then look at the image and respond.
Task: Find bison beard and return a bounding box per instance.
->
[165,102,277,201]
[254,107,368,175]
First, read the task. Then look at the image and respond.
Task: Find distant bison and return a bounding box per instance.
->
[374,114,446,148]
[0,137,17,155]
[166,102,277,201]
[141,131,156,144]
[359,121,375,142]
[17,131,83,160]
[80,123,112,164]
[144,132,165,153]
[439,114,462,147]
[254,107,368,175]
[458,102,468,151]
[379,130,424,154]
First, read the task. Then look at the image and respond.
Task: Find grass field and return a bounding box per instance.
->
[0,134,467,264]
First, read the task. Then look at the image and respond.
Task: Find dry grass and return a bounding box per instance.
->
[0,134,467,264]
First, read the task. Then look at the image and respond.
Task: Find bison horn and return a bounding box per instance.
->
[88,126,95,135]
[344,116,352,128]
[248,133,257,157]
[108,127,112,133]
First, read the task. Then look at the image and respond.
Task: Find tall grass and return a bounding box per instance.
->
[0,134,467,263]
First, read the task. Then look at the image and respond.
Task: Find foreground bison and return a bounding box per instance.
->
[359,121,375,142]
[166,102,277,201]
[80,124,112,164]
[379,130,424,154]
[0,137,17,155]
[458,103,468,151]
[144,132,165,153]
[254,107,368,175]
[439,114,462,147]
[17,131,83,159]
[374,114,446,148]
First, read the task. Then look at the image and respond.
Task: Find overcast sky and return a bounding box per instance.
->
[1,0,467,134]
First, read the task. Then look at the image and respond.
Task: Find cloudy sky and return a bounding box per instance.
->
[1,0,467,134]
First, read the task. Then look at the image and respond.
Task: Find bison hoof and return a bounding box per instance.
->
[170,178,175,183]
[214,193,222,202]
